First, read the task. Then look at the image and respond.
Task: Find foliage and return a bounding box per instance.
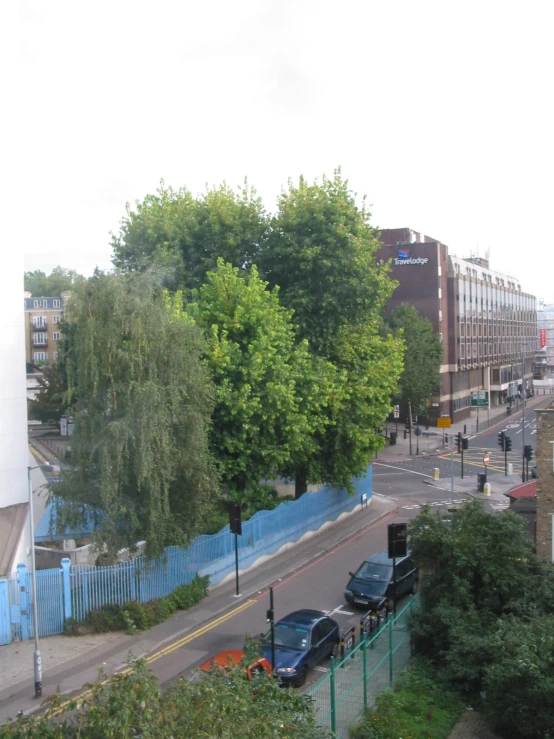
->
[187,259,328,496]
[86,575,209,634]
[483,615,554,739]
[349,661,463,739]
[385,303,443,417]
[260,171,404,493]
[54,270,217,558]
[28,364,67,424]
[0,658,328,738]
[24,266,85,297]
[111,181,269,294]
[408,501,554,738]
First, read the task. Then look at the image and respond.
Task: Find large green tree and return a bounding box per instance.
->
[55,270,217,557]
[386,303,443,417]
[187,259,329,497]
[24,266,84,296]
[259,171,404,492]
[111,181,269,293]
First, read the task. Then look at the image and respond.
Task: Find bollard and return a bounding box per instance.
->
[351,626,356,659]
[340,636,345,666]
[483,482,491,496]
[433,468,440,480]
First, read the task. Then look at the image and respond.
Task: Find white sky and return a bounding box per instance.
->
[11,0,554,302]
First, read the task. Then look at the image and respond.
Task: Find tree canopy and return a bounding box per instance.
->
[55,270,217,557]
[111,181,269,293]
[24,266,84,296]
[186,259,328,496]
[385,303,443,417]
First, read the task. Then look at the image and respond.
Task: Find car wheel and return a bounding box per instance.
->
[294,666,308,688]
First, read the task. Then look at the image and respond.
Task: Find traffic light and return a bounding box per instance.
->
[456,431,463,452]
[498,431,505,451]
[524,445,533,461]
[228,502,242,535]
[504,436,512,452]
[462,437,469,451]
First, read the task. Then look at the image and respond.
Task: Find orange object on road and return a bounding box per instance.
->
[199,649,272,679]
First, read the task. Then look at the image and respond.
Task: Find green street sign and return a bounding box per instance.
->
[471,391,489,407]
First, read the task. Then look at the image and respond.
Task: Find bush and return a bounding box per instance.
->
[85,575,209,634]
[349,661,463,739]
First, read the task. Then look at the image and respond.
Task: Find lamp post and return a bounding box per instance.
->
[27,462,60,698]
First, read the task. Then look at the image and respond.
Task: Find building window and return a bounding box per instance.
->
[34,332,47,345]
[53,299,61,308]
[41,299,48,307]
[33,300,39,308]
[53,331,61,341]
[33,352,48,363]
[453,395,471,411]
[52,315,60,324]
[53,351,58,361]
[32,316,47,329]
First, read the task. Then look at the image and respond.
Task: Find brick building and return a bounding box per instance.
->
[24,293,68,367]
[377,228,537,423]
[535,400,554,562]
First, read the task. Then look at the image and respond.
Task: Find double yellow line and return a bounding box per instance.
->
[48,598,257,715]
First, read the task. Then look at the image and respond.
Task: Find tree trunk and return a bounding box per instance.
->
[295,470,308,499]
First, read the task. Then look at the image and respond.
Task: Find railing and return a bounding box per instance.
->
[308,596,416,739]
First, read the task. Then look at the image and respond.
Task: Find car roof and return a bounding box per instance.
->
[364,549,410,566]
[277,609,328,627]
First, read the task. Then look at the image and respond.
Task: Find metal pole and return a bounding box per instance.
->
[27,467,42,699]
[269,586,275,672]
[408,400,413,456]
[450,436,454,506]
[234,533,240,596]
[392,557,397,616]
[461,440,464,479]
[521,346,526,484]
[329,657,337,736]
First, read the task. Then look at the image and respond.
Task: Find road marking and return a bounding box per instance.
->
[373,462,433,479]
[327,605,354,617]
[530,430,536,435]
[313,666,329,673]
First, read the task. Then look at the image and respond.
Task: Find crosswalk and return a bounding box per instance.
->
[402,498,466,511]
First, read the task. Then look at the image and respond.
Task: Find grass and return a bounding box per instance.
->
[349,660,464,739]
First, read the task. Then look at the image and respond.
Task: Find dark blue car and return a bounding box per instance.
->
[261,609,340,687]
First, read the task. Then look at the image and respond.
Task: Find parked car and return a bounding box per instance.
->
[344,549,419,611]
[189,649,272,683]
[261,610,339,687]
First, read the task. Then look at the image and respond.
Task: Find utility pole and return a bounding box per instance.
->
[521,345,526,483]
[450,435,454,506]
[408,399,413,457]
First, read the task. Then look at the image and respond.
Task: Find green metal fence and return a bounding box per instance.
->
[307,596,417,738]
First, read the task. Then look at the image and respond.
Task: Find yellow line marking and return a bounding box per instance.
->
[29,444,49,466]
[47,598,257,714]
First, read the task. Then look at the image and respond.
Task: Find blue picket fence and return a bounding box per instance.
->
[5,467,372,642]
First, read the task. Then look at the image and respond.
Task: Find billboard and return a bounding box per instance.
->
[540,329,547,350]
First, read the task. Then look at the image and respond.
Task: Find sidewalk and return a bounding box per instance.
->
[377,393,549,462]
[0,494,397,724]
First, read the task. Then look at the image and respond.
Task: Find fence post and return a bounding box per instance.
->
[362,634,368,710]
[17,564,28,641]
[388,617,393,686]
[60,558,72,622]
[329,656,337,737]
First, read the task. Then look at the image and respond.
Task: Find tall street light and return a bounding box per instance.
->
[27,462,60,698]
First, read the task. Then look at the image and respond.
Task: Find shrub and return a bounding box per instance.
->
[85,575,209,634]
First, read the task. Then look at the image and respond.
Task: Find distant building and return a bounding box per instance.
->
[534,303,554,381]
[377,228,538,423]
[24,293,68,367]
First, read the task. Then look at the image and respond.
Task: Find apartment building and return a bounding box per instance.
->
[534,303,554,381]
[24,293,67,366]
[377,228,538,423]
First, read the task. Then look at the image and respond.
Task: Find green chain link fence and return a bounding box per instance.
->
[307,595,417,738]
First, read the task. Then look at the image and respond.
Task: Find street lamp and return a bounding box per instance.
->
[27,462,60,698]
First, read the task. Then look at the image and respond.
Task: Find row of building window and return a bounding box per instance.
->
[33,352,58,362]
[453,395,472,411]
[32,315,60,327]
[453,265,522,291]
[33,332,61,345]
[31,299,61,308]
[459,343,534,360]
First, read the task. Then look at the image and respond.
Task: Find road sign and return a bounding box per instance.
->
[393,405,400,419]
[483,452,490,467]
[471,391,489,407]
[437,417,451,428]
[414,427,422,436]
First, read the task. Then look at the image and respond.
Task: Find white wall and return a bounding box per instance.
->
[0,252,31,568]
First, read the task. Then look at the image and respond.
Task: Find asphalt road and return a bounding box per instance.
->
[150,462,471,693]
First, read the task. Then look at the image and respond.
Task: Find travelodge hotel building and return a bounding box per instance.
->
[377,228,538,423]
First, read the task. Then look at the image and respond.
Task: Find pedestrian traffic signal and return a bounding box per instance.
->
[524,445,533,461]
[462,437,469,451]
[504,436,512,452]
[498,431,505,451]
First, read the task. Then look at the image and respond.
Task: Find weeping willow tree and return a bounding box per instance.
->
[55,270,217,558]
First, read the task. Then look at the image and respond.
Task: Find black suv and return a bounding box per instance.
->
[344,549,418,610]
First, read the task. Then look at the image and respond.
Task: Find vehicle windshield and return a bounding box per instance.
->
[354,562,390,582]
[266,624,310,650]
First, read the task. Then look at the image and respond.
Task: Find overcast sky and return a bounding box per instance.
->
[13,0,554,302]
